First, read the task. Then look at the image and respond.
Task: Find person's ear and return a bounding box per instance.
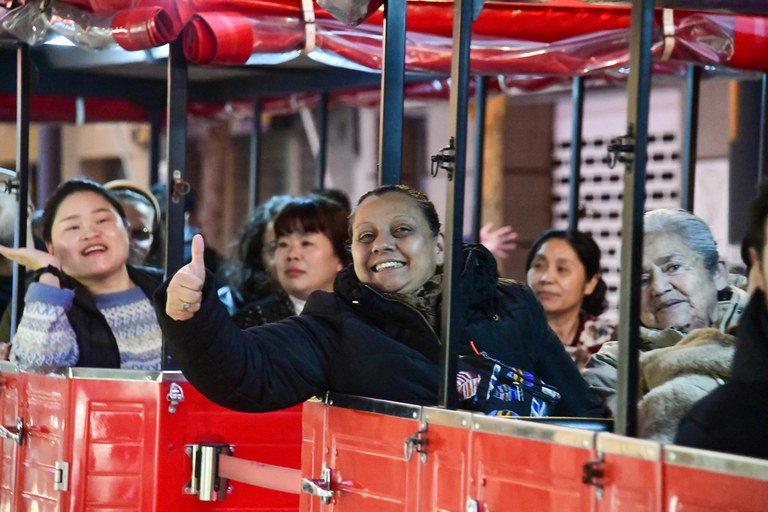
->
[45,242,54,255]
[584,273,599,296]
[750,247,765,292]
[712,260,728,290]
[435,233,445,266]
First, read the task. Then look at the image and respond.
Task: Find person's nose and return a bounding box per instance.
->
[372,232,394,253]
[285,242,301,261]
[82,220,101,239]
[649,267,671,295]
[538,265,553,283]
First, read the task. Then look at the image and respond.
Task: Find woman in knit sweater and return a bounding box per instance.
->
[0,179,163,373]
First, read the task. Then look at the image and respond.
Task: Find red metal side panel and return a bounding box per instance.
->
[469,417,596,511]
[0,367,25,510]
[419,407,471,512]
[300,399,327,512]
[596,433,663,512]
[663,445,768,512]
[323,402,421,511]
[419,408,472,511]
[153,379,302,511]
[66,375,159,512]
[18,373,71,512]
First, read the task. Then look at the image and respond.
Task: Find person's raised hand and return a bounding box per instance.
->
[165,234,206,321]
[480,222,519,260]
[0,244,59,271]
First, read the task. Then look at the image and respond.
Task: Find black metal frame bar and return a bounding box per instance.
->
[378,0,406,185]
[759,73,768,185]
[681,64,701,211]
[249,99,262,212]
[568,75,585,231]
[315,92,329,190]
[470,76,488,242]
[149,108,162,185]
[163,38,188,278]
[614,0,655,437]
[10,43,31,339]
[438,0,474,410]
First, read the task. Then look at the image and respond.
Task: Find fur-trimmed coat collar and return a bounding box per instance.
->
[638,328,736,441]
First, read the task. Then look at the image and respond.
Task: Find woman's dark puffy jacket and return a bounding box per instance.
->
[154,244,603,417]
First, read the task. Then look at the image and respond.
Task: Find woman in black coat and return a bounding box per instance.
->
[155,185,603,417]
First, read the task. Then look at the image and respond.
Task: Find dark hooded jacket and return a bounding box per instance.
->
[675,290,768,459]
[154,244,603,417]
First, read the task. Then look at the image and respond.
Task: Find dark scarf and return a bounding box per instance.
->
[383,273,443,332]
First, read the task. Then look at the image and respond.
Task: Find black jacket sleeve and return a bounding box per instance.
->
[153,271,337,412]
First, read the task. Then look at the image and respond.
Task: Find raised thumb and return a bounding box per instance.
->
[190,233,206,272]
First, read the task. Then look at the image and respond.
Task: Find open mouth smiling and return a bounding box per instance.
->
[82,244,107,255]
[373,261,405,272]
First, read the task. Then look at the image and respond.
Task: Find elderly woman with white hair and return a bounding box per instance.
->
[584,208,749,441]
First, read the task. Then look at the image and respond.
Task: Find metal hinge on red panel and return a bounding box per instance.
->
[301,466,334,504]
[404,421,428,463]
[582,456,606,500]
[54,461,69,492]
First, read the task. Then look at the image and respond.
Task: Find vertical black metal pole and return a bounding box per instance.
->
[149,108,162,186]
[568,75,585,232]
[681,64,701,210]
[471,76,488,242]
[315,92,329,189]
[10,43,31,338]
[378,0,405,185]
[759,73,768,185]
[161,38,188,370]
[249,99,262,212]
[164,38,188,277]
[615,0,654,437]
[439,0,473,410]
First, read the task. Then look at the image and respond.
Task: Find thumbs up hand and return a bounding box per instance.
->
[166,234,207,321]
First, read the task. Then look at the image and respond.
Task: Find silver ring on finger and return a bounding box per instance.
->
[181,302,191,312]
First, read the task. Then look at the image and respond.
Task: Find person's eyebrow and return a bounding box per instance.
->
[57,207,113,224]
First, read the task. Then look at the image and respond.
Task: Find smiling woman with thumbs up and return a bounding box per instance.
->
[0,179,164,373]
[156,185,603,418]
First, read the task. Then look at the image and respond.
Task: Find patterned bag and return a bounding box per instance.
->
[457,344,561,417]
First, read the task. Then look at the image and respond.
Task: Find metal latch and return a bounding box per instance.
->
[582,458,606,500]
[404,422,428,463]
[166,382,185,413]
[430,137,456,180]
[301,466,334,504]
[54,461,69,491]
[0,417,24,445]
[184,443,233,501]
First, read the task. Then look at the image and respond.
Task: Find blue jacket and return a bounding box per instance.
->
[154,245,603,417]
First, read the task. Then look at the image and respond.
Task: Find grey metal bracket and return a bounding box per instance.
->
[184,443,234,501]
[301,466,334,504]
[404,421,428,463]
